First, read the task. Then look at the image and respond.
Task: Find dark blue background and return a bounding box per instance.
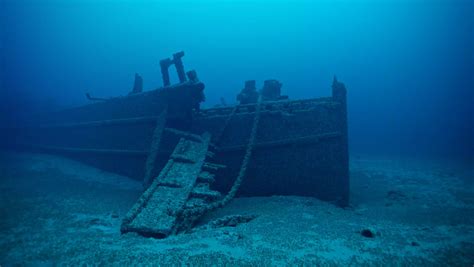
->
[1,0,472,158]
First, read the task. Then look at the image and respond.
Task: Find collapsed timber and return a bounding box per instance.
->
[7,52,350,238]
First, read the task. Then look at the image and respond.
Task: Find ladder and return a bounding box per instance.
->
[121,132,224,238]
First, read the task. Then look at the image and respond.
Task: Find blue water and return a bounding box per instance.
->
[1,1,474,265]
[1,0,472,159]
[0,0,474,160]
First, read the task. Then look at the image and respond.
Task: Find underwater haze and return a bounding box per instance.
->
[1,0,474,265]
[1,0,472,159]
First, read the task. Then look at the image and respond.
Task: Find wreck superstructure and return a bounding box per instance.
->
[7,52,349,238]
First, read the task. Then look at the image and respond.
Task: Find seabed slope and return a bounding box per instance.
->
[0,152,473,265]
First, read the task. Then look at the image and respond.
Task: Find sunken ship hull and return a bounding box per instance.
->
[11,84,349,206]
[8,52,349,216]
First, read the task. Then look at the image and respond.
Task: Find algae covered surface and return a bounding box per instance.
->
[0,152,473,265]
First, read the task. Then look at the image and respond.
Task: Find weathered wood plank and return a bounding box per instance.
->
[121,133,211,238]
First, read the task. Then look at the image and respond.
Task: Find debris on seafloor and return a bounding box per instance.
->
[204,214,258,229]
[385,189,408,206]
[360,228,376,238]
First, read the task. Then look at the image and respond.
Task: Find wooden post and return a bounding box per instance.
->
[160,59,172,87]
[173,51,187,83]
[129,73,143,95]
[143,108,168,188]
[332,76,349,206]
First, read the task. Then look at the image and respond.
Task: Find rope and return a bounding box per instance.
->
[122,160,173,229]
[211,104,239,148]
[182,96,263,218]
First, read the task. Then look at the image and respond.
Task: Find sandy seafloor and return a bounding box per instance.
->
[0,152,472,266]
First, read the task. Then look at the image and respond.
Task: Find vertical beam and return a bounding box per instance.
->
[130,73,143,94]
[160,59,172,87]
[332,76,350,206]
[143,108,168,188]
[173,51,187,83]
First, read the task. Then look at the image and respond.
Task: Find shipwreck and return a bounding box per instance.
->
[8,52,349,238]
